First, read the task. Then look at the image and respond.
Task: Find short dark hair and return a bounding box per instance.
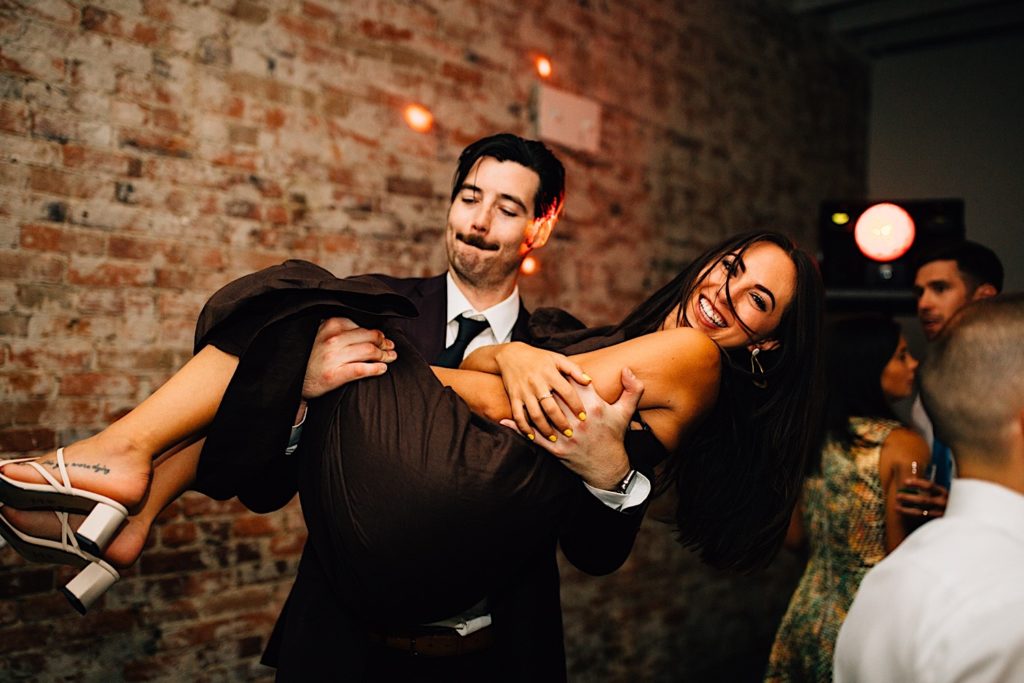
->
[449,133,565,220]
[915,241,1004,293]
[921,293,1024,458]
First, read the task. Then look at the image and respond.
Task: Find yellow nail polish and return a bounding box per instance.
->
[578,412,587,421]
[548,434,558,442]
[563,429,573,438]
[527,433,535,441]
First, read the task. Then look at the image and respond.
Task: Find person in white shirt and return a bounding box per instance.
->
[834,293,1024,683]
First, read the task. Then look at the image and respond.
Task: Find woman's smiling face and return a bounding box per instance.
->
[668,240,797,350]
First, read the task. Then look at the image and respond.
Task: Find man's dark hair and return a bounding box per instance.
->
[915,241,1004,293]
[450,133,565,220]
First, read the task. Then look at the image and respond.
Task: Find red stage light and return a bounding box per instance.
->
[854,202,916,262]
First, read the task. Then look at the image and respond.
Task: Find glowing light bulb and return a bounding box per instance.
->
[831,212,850,225]
[535,56,552,78]
[854,203,915,262]
[520,255,539,275]
[403,104,434,133]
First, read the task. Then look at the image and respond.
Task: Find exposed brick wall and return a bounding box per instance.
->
[0,1,866,680]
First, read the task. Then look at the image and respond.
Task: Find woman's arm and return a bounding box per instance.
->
[461,342,592,439]
[434,326,722,453]
[878,427,931,553]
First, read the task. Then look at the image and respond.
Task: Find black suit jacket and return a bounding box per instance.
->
[261,273,648,681]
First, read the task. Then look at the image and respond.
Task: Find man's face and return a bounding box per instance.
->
[445,157,540,291]
[914,259,973,340]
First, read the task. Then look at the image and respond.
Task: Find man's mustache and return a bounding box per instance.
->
[457,234,500,251]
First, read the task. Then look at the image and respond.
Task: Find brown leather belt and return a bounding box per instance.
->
[366,625,494,657]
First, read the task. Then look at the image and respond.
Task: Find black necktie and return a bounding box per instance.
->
[435,315,490,368]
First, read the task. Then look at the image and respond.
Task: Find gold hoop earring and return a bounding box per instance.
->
[750,347,767,389]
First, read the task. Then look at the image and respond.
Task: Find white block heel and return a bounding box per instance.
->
[0,503,121,614]
[0,448,128,552]
[62,560,120,614]
[75,502,126,556]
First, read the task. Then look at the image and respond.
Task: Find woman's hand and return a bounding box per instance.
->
[491,342,592,441]
[895,478,949,521]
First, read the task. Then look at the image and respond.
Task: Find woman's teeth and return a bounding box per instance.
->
[700,296,727,328]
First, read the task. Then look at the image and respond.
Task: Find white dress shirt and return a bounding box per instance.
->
[834,478,1024,683]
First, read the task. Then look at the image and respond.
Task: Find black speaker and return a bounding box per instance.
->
[818,198,965,313]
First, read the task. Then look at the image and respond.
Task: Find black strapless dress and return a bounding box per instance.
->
[193,260,668,623]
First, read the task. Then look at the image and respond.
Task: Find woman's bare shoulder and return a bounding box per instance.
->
[643,326,721,367]
[881,426,930,464]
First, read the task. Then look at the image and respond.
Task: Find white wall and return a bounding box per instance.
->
[868,32,1024,356]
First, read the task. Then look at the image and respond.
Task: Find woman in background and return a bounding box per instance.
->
[765,314,937,682]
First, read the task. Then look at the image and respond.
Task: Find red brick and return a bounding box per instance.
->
[59,372,140,397]
[140,550,207,575]
[0,101,30,134]
[160,521,198,548]
[61,144,132,174]
[0,252,65,281]
[67,261,153,287]
[442,61,484,87]
[0,621,53,653]
[270,531,307,557]
[28,167,104,199]
[230,0,270,24]
[276,13,331,44]
[264,107,286,129]
[232,514,277,537]
[359,19,413,41]
[0,427,55,452]
[0,565,54,598]
[20,224,105,255]
[119,131,192,158]
[210,151,258,171]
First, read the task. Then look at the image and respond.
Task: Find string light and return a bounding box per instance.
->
[521,255,539,275]
[535,56,552,78]
[403,104,434,133]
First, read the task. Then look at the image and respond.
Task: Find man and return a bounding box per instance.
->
[834,294,1024,681]
[897,242,1003,516]
[262,134,652,681]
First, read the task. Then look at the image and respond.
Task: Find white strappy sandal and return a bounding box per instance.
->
[0,503,120,614]
[0,448,129,556]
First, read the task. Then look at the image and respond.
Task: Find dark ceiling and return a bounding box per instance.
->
[785,0,1024,57]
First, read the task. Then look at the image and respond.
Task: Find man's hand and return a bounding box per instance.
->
[895,478,949,521]
[488,342,592,440]
[302,317,397,400]
[503,367,644,491]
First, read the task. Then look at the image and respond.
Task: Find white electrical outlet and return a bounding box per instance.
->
[535,83,601,154]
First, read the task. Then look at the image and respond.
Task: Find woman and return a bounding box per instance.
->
[0,231,824,617]
[765,314,936,682]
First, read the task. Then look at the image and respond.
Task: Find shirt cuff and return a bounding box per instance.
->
[285,406,307,456]
[584,471,652,511]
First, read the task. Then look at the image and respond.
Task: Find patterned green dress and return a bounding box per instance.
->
[764,417,900,682]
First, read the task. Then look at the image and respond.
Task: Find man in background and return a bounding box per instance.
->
[835,294,1024,681]
[896,241,1003,518]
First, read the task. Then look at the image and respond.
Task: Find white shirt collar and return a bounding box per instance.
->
[445,271,520,344]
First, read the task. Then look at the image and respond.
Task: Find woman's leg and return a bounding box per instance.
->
[2,438,204,568]
[1,345,237,509]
